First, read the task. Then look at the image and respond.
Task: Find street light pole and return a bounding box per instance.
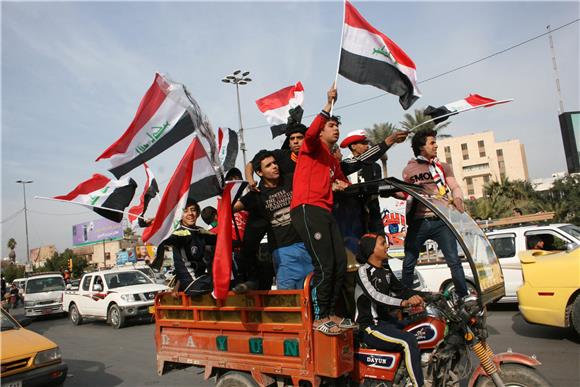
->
[222,70,252,166]
[16,180,33,266]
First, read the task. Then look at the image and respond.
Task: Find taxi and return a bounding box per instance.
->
[517,246,580,335]
[0,308,67,386]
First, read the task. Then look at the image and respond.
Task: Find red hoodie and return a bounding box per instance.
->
[291,112,347,212]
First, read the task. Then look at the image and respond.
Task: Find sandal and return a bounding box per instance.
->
[313,320,342,336]
[338,317,357,329]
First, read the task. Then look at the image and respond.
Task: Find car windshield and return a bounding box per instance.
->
[104,271,152,288]
[136,268,154,278]
[1,310,19,331]
[26,277,66,294]
[559,224,580,239]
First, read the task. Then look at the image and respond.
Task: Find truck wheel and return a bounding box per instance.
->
[474,364,550,387]
[69,304,83,325]
[216,371,259,387]
[108,304,125,329]
[571,296,580,337]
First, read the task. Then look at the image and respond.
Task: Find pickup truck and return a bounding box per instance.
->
[63,268,169,329]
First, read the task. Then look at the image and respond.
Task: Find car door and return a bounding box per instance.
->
[88,275,108,317]
[77,275,93,314]
[487,233,520,301]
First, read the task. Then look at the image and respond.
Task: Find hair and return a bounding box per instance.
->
[328,115,341,125]
[526,235,543,249]
[184,198,200,213]
[251,149,275,172]
[285,122,307,137]
[512,207,523,216]
[411,128,438,156]
[356,233,383,264]
[225,167,243,181]
[201,206,218,225]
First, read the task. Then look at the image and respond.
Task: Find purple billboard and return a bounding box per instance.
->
[72,218,124,246]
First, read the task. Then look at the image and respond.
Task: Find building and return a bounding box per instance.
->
[71,239,134,269]
[29,245,58,268]
[436,131,529,199]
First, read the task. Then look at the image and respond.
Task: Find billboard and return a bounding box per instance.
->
[559,111,580,173]
[72,218,124,246]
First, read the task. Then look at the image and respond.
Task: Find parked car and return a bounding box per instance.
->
[517,246,580,335]
[486,223,580,302]
[63,268,169,328]
[0,307,68,386]
[23,273,66,317]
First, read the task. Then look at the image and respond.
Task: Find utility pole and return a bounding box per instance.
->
[16,180,33,266]
[547,25,565,114]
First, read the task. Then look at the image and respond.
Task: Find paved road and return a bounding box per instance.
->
[11,304,580,387]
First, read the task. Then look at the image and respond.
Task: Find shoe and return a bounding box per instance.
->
[233,281,257,294]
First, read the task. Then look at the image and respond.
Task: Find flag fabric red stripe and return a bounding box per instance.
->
[464,94,507,108]
[128,163,155,226]
[212,182,234,300]
[344,1,415,69]
[97,74,167,160]
[218,127,224,154]
[54,174,110,201]
[255,82,304,112]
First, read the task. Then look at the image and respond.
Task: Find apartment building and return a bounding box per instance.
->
[437,131,529,199]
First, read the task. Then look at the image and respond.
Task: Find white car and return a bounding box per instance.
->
[486,223,580,302]
[24,273,66,317]
[63,268,169,328]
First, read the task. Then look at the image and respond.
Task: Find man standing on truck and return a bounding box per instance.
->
[152,199,214,294]
[401,128,468,299]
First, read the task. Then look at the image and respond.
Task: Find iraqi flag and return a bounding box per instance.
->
[218,127,239,172]
[339,1,421,110]
[255,82,304,138]
[212,180,248,300]
[53,174,137,223]
[424,94,514,124]
[142,138,220,246]
[96,73,219,178]
[128,163,159,228]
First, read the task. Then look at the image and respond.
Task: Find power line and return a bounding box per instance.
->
[244,18,579,131]
[29,209,92,216]
[0,208,24,224]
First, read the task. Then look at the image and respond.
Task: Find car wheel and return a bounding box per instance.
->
[69,304,83,326]
[108,304,125,329]
[571,296,580,336]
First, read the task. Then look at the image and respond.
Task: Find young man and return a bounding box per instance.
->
[235,150,313,290]
[290,83,354,335]
[401,128,468,299]
[151,199,214,294]
[355,233,426,387]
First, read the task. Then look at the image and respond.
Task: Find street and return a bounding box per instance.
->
[11,304,580,387]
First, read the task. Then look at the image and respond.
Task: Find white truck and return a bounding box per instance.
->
[63,268,169,329]
[23,273,66,317]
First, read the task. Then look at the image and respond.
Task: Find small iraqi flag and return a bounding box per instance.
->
[128,163,159,228]
[339,1,421,110]
[217,127,239,172]
[255,82,304,138]
[424,94,513,124]
[96,73,218,179]
[54,174,137,223]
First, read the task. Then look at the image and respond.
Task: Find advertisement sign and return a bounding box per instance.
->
[379,197,407,249]
[72,218,124,246]
[116,249,137,265]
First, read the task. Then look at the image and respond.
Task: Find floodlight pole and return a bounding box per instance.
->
[222,70,252,166]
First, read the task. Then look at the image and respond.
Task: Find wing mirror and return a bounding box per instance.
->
[66,284,71,290]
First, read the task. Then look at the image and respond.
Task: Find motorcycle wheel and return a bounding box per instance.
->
[361,379,392,387]
[474,364,550,387]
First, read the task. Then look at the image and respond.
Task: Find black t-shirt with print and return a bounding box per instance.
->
[240,175,301,250]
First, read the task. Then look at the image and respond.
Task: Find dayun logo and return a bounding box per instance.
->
[356,353,396,370]
[409,324,437,343]
[372,45,397,65]
[136,121,171,154]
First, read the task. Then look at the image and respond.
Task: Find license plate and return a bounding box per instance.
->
[3,381,23,387]
[42,309,51,315]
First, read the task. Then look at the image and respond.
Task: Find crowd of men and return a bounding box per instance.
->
[151,84,468,387]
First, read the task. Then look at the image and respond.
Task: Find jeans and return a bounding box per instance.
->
[403,217,468,298]
[272,242,314,290]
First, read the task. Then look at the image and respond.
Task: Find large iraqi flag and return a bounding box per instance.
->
[339,1,421,110]
[255,82,304,138]
[96,73,219,178]
[217,127,239,172]
[52,174,137,223]
[424,94,513,124]
[142,138,220,246]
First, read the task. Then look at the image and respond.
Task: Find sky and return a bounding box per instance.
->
[1,1,579,262]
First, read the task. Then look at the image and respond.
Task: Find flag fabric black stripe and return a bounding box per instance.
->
[270,123,287,138]
[94,178,138,223]
[223,130,239,171]
[109,112,195,178]
[339,49,419,110]
[424,105,455,124]
[188,175,222,203]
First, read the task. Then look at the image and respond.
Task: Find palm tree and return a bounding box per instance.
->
[399,109,452,137]
[365,122,399,177]
[7,238,17,263]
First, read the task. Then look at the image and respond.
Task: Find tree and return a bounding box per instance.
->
[0,261,25,282]
[399,109,451,136]
[365,122,399,177]
[40,249,87,278]
[7,238,17,263]
[546,175,580,224]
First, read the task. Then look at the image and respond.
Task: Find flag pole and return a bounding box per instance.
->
[407,98,514,132]
[34,196,148,221]
[330,0,347,116]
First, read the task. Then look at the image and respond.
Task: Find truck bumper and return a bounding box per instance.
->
[121,304,153,318]
[24,305,64,317]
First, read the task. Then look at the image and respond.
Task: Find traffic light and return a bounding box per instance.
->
[68,258,73,271]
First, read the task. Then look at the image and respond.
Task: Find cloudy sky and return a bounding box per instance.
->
[2,1,579,261]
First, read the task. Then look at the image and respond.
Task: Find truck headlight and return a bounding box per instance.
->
[120,294,137,302]
[34,348,61,365]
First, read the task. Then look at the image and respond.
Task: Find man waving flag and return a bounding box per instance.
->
[96,73,219,178]
[339,1,421,110]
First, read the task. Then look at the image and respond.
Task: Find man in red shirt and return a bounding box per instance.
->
[290,83,354,335]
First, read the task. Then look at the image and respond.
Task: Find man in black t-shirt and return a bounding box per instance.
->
[235,150,313,290]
